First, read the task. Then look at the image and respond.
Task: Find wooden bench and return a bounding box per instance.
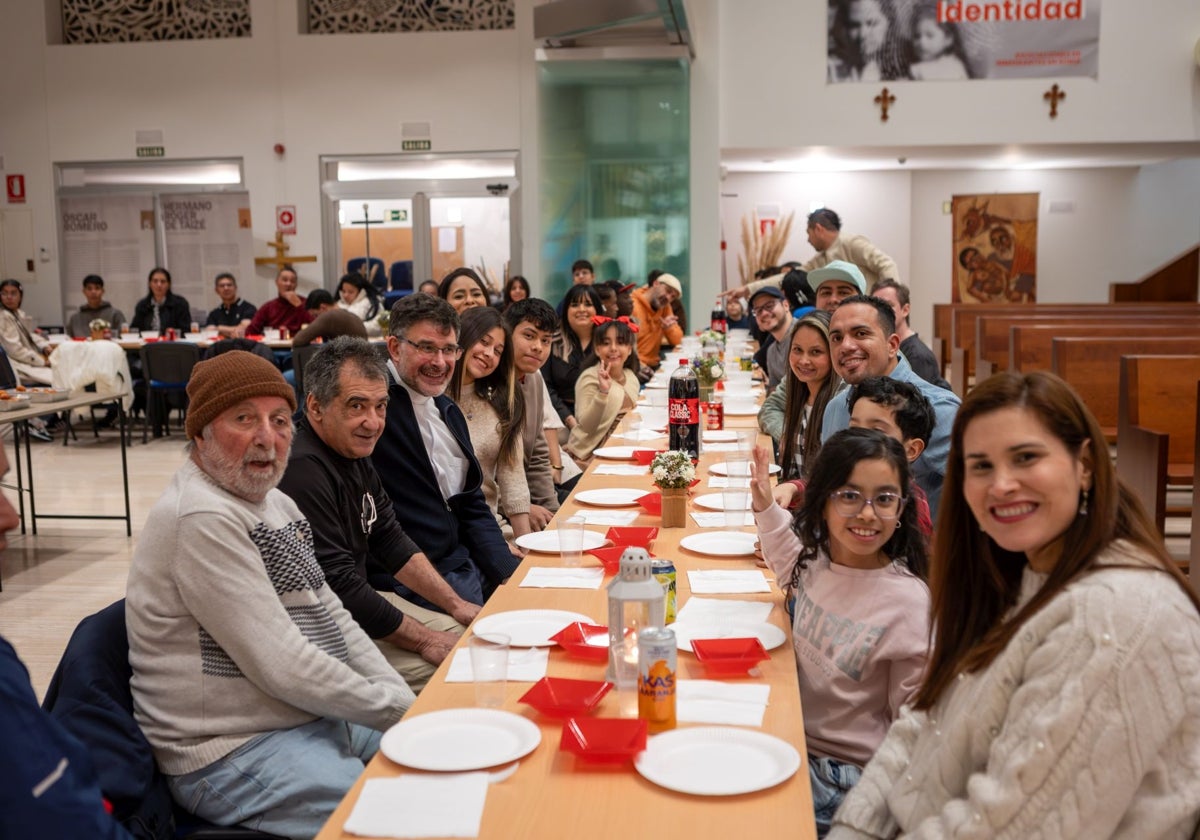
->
[1004,319,1200,374]
[979,314,1200,376]
[1115,355,1200,535]
[1191,381,1200,585]
[1051,336,1200,440]
[937,302,1200,394]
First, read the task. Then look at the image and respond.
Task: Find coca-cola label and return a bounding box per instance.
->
[669,398,699,425]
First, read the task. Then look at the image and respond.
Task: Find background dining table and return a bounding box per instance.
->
[316,386,817,840]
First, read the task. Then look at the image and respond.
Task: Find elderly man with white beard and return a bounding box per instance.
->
[125,351,414,838]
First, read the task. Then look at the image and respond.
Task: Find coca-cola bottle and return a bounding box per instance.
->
[710,299,727,334]
[668,358,700,461]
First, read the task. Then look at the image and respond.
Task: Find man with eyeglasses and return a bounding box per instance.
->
[630,272,684,368]
[280,337,479,692]
[821,294,960,516]
[748,286,794,391]
[370,294,520,609]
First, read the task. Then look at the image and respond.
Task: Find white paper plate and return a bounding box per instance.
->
[723,404,760,416]
[515,530,607,554]
[710,462,780,477]
[670,620,788,653]
[692,492,751,512]
[680,531,758,557]
[380,709,542,771]
[644,380,668,389]
[472,609,596,647]
[702,430,738,442]
[574,488,646,507]
[635,727,800,795]
[593,446,639,460]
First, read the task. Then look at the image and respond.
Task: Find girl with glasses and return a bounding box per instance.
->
[831,372,1200,838]
[446,307,530,552]
[752,427,929,837]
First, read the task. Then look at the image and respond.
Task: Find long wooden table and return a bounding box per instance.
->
[317,405,815,839]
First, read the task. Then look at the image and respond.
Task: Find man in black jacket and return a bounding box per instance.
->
[370,295,520,608]
[279,337,479,690]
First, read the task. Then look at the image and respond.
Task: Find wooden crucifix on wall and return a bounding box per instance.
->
[874,88,896,122]
[1043,84,1066,119]
[254,231,318,268]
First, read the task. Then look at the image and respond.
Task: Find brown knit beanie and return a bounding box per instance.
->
[185,350,297,440]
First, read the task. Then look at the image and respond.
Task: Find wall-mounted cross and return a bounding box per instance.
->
[1043,83,1066,119]
[254,231,317,268]
[874,88,896,122]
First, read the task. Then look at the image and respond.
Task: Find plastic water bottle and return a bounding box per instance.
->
[668,358,699,460]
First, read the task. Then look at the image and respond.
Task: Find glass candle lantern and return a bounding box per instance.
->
[606,548,667,687]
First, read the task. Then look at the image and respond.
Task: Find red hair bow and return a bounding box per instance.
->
[591,315,639,333]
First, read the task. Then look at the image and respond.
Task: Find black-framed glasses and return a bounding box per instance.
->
[402,338,463,360]
[829,488,907,519]
[750,299,782,317]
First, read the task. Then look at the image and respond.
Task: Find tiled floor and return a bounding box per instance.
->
[0,424,188,698]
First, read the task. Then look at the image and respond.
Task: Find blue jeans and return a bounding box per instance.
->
[168,718,381,839]
[809,754,863,838]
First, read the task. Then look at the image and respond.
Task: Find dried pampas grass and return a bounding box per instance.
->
[738,211,795,284]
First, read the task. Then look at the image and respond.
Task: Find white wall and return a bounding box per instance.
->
[720,0,1200,149]
[0,0,521,322]
[720,168,913,290]
[908,167,1145,337]
[3,0,1199,331]
[725,163,1200,342]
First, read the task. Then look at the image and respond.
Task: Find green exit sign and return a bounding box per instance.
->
[389,209,409,222]
[402,140,431,152]
[136,146,165,157]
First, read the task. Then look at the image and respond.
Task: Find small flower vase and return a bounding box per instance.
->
[90,328,105,340]
[698,381,713,404]
[659,487,688,528]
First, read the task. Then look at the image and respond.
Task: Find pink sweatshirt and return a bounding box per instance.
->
[756,503,931,766]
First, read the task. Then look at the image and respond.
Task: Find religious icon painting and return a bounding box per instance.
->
[950,192,1038,304]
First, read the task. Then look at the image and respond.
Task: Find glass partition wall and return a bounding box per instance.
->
[537,59,690,309]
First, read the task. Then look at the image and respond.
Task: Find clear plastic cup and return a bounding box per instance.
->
[558,515,588,568]
[469,632,510,708]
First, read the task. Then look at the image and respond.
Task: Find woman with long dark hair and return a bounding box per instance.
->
[543,284,603,430]
[758,310,841,481]
[564,317,640,465]
[827,0,907,82]
[0,279,54,385]
[438,267,490,314]
[752,428,929,836]
[501,275,530,311]
[336,272,381,327]
[831,371,1200,838]
[130,266,192,334]
[446,307,529,545]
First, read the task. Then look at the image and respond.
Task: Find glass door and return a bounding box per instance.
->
[321,154,519,294]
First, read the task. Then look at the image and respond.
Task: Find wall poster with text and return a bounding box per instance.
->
[950,192,1038,303]
[826,0,1099,82]
[59,194,157,322]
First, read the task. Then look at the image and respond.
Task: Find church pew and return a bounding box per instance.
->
[1008,320,1200,373]
[1191,381,1200,585]
[1116,355,1200,535]
[941,302,1200,385]
[1051,336,1200,439]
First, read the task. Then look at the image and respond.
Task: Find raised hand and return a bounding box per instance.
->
[749,444,775,512]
